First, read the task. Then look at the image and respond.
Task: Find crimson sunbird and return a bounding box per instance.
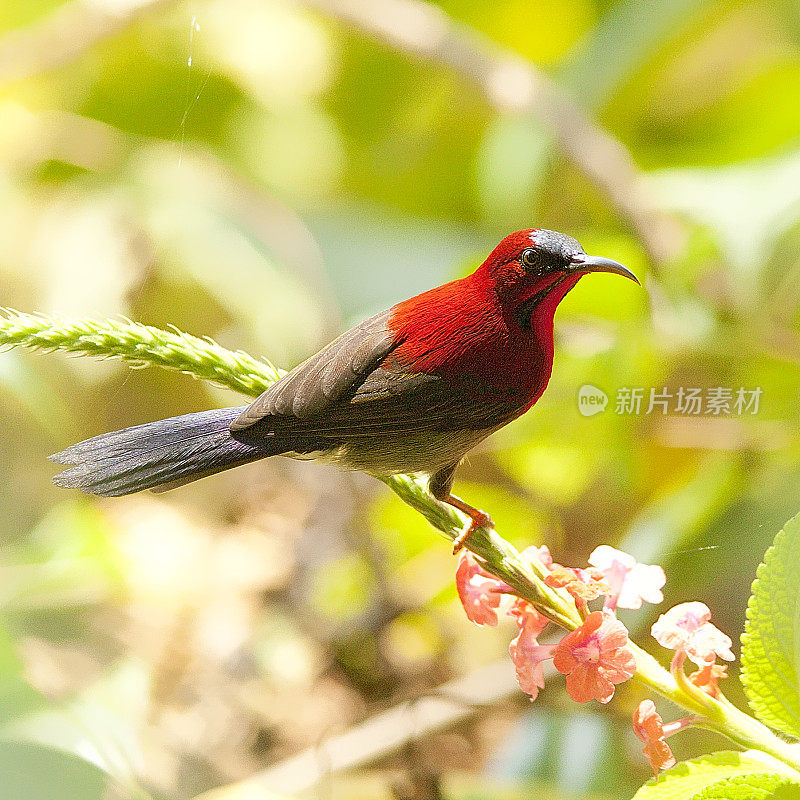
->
[51,229,638,550]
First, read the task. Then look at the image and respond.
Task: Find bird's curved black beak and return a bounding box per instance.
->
[570,254,640,284]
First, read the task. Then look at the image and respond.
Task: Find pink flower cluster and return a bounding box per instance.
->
[632,601,735,773]
[633,700,682,776]
[651,601,734,674]
[456,545,663,704]
[455,544,734,776]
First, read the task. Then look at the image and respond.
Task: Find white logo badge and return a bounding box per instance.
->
[578,384,608,417]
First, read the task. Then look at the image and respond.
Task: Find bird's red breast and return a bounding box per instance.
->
[386,230,583,412]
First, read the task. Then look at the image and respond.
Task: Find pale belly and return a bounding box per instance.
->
[283,426,499,476]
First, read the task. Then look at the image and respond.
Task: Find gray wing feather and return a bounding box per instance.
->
[231,309,399,430]
[248,365,520,437]
[232,309,530,438]
[280,381,518,436]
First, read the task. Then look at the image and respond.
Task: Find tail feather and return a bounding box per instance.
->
[50,406,287,497]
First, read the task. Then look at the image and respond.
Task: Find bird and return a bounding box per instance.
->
[50,229,638,551]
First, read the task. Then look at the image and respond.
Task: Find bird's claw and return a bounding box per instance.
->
[452,509,494,554]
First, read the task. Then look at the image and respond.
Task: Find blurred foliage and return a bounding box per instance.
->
[1,0,800,798]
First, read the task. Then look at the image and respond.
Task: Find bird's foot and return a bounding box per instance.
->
[444,494,494,554]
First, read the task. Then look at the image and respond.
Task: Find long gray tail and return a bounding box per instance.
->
[50,406,287,497]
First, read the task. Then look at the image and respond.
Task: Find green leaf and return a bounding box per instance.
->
[0,740,109,800]
[1,659,154,799]
[632,752,790,800]
[741,512,800,738]
[693,774,800,799]
[561,0,713,109]
[647,149,800,296]
[475,116,551,222]
[0,625,47,725]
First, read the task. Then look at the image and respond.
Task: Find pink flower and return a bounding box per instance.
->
[520,544,553,570]
[689,663,728,698]
[455,551,511,626]
[633,700,676,776]
[545,565,610,603]
[509,599,553,699]
[588,545,666,611]
[509,598,549,639]
[552,611,636,703]
[689,623,735,665]
[651,602,734,666]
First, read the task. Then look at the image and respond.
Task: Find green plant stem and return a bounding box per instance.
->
[3,310,799,773]
[704,696,800,775]
[382,474,581,628]
[629,642,800,774]
[0,310,285,396]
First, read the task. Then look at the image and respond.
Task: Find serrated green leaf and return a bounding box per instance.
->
[693,773,800,799]
[741,513,800,738]
[633,752,787,800]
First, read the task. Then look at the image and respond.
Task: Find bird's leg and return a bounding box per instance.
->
[445,494,494,553]
[429,464,494,554]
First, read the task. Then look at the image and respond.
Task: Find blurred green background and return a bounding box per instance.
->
[1,1,800,798]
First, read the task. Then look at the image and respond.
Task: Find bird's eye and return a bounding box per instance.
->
[520,248,541,271]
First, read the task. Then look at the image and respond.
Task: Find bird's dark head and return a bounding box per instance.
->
[479,228,639,328]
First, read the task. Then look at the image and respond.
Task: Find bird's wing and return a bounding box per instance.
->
[232,310,526,438]
[277,368,520,436]
[231,309,400,430]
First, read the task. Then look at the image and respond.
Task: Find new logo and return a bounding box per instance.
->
[578,384,608,417]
